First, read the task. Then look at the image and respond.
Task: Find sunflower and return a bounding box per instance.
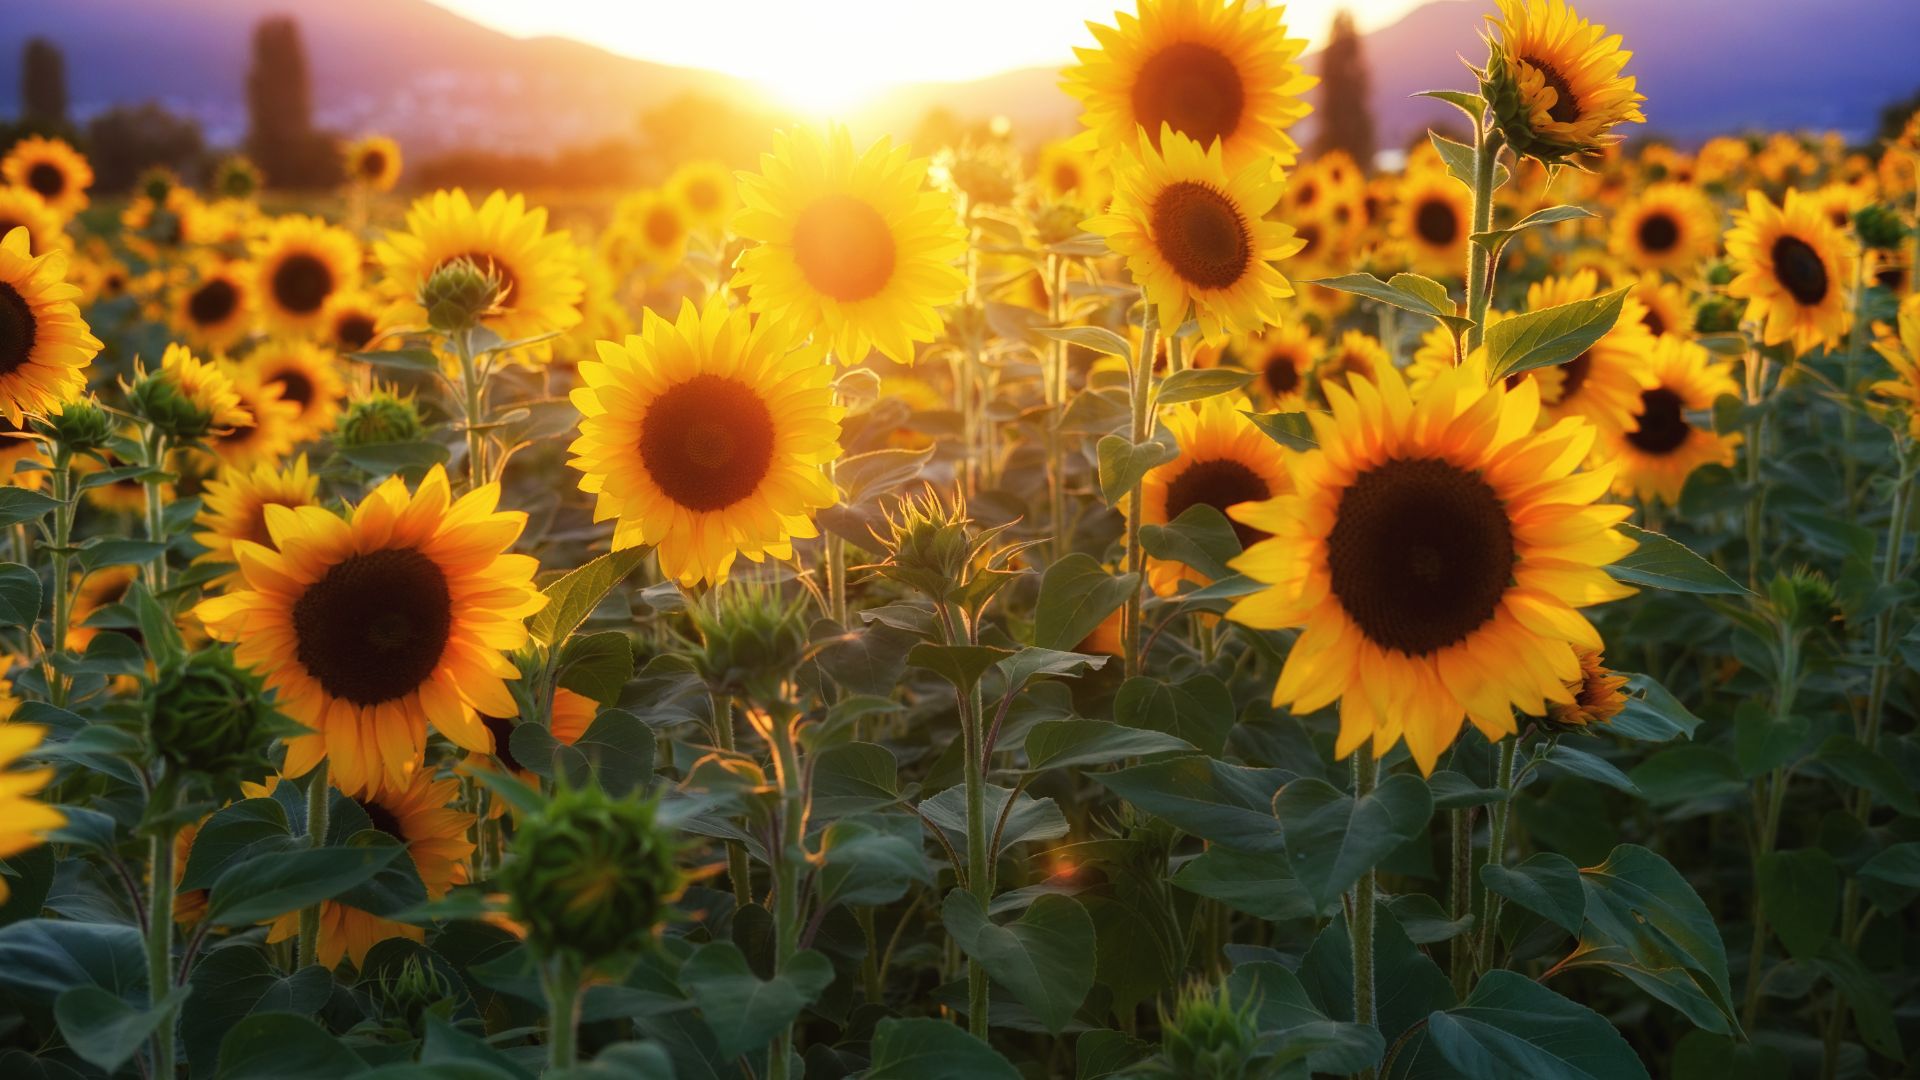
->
[1726,189,1858,353]
[0,226,100,424]
[731,126,967,364]
[1065,0,1315,172]
[207,363,301,471]
[171,260,256,352]
[1631,272,1692,340]
[375,189,584,356]
[264,769,474,968]
[121,186,209,257]
[567,297,843,588]
[250,215,362,336]
[620,189,691,269]
[320,290,384,354]
[1871,294,1920,440]
[242,340,345,442]
[0,187,65,257]
[1086,127,1299,343]
[344,135,403,193]
[1598,334,1740,504]
[1226,359,1637,773]
[1390,168,1473,276]
[1544,649,1630,730]
[2,137,93,219]
[1234,321,1320,408]
[68,565,139,651]
[152,343,254,435]
[1509,271,1655,436]
[0,416,47,489]
[1606,183,1714,275]
[667,159,737,231]
[1034,139,1110,209]
[1134,395,1290,594]
[1313,329,1393,398]
[1481,0,1645,165]
[195,465,546,796]
[192,455,321,589]
[0,723,63,903]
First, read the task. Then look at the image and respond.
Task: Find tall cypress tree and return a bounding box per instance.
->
[1310,10,1376,171]
[21,38,69,126]
[245,16,338,188]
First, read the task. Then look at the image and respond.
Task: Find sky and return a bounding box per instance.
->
[427,0,1426,114]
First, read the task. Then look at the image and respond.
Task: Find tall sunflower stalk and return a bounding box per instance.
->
[1122,311,1161,680]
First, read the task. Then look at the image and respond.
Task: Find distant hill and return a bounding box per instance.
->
[3,0,1917,160]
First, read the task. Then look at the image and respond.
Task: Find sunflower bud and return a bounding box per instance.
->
[212,156,263,202]
[874,486,977,602]
[1767,568,1840,637]
[35,397,114,455]
[501,784,682,971]
[1692,294,1743,335]
[1852,204,1909,253]
[1159,980,1259,1080]
[336,389,426,448]
[127,367,212,441]
[420,256,505,333]
[147,649,282,794]
[364,953,456,1036]
[687,585,810,697]
[937,138,1019,208]
[1702,259,1736,288]
[1544,649,1631,732]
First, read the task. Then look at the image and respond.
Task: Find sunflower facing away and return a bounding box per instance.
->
[1599,334,1741,505]
[0,226,101,424]
[1087,127,1301,343]
[344,135,404,192]
[1134,395,1291,594]
[1226,359,1637,773]
[375,189,584,355]
[1511,271,1655,436]
[1235,321,1321,409]
[1609,182,1720,275]
[1390,168,1473,276]
[2,136,94,219]
[732,126,967,364]
[0,187,65,257]
[264,770,474,968]
[1481,0,1645,164]
[667,159,737,231]
[171,260,256,352]
[192,455,321,589]
[0,723,63,903]
[195,465,547,796]
[1065,0,1315,172]
[1726,189,1858,354]
[567,297,844,588]
[251,215,363,336]
[242,339,346,442]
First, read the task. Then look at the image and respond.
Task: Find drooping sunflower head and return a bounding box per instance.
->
[1544,649,1630,731]
[193,454,320,589]
[1726,189,1858,354]
[1226,358,1637,773]
[1390,167,1473,274]
[0,226,100,425]
[1086,126,1300,343]
[171,259,257,352]
[242,339,346,442]
[731,126,968,364]
[1871,293,1920,440]
[666,159,737,230]
[1510,270,1655,435]
[1608,181,1720,274]
[345,135,404,192]
[206,361,301,471]
[1065,0,1315,172]
[195,465,545,796]
[1035,138,1111,209]
[249,214,363,335]
[375,189,584,358]
[2,136,94,219]
[0,722,64,901]
[1481,0,1646,166]
[1136,394,1291,594]
[1599,334,1741,505]
[1233,321,1321,408]
[0,186,65,257]
[567,296,844,588]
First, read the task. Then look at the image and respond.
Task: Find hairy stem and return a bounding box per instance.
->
[297,761,330,970]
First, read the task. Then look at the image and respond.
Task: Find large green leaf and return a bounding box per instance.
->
[919,784,1067,851]
[864,1017,1020,1079]
[1757,848,1838,960]
[1113,673,1235,757]
[1480,852,1585,935]
[0,487,60,527]
[183,949,331,1079]
[1423,970,1650,1079]
[679,941,835,1057]
[1229,961,1383,1074]
[1579,844,1739,1035]
[1094,757,1292,854]
[0,562,41,626]
[0,919,147,1001]
[528,548,648,647]
[1033,553,1138,652]
[943,889,1095,1033]
[1275,772,1433,912]
[1607,525,1750,595]
[1156,366,1252,406]
[555,630,633,705]
[179,798,293,891]
[214,1013,362,1079]
[1024,719,1196,771]
[816,814,930,908]
[1171,849,1316,922]
[1096,434,1178,506]
[1484,287,1630,380]
[1138,504,1242,583]
[55,985,188,1074]
[204,841,405,926]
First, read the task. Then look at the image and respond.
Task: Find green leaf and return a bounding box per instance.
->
[1113,673,1235,758]
[55,985,188,1073]
[942,889,1095,1033]
[865,1017,1020,1079]
[1024,719,1196,771]
[555,630,633,705]
[528,548,649,647]
[817,814,930,907]
[1579,844,1739,1035]
[1032,553,1138,652]
[347,346,440,373]
[183,950,331,1079]
[1388,272,1456,315]
[1429,131,1508,191]
[1095,757,1291,853]
[0,918,148,1000]
[1554,943,1735,1036]
[1544,743,1642,797]
[1814,735,1920,816]
[1608,525,1750,595]
[812,741,900,816]
[907,642,1015,694]
[0,563,39,626]
[1485,287,1630,381]
[1857,841,1920,887]
[1075,1030,1153,1080]
[1470,205,1596,254]
[1811,942,1902,1060]
[0,487,60,527]
[179,798,293,891]
[1300,907,1454,1043]
[1425,970,1650,1080]
[1275,773,1434,912]
[1228,961,1383,1074]
[1244,410,1319,450]
[1035,325,1131,361]
[1757,848,1838,960]
[214,1012,363,1079]
[1629,745,1743,806]
[558,708,654,797]
[1171,848,1316,922]
[332,441,449,479]
[1608,673,1703,741]
[1414,90,1487,123]
[679,941,835,1057]
[204,841,405,926]
[1096,433,1178,505]
[920,784,1066,851]
[1307,273,1469,331]
[77,538,169,572]
[1156,367,1252,406]
[1138,503,1242,583]
[995,646,1106,691]
[1734,700,1809,778]
[1480,852,1585,935]
[835,445,934,504]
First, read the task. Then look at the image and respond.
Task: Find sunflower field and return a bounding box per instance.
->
[2,0,1919,1077]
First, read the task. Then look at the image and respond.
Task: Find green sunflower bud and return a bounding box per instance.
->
[686,584,810,697]
[420,256,505,333]
[127,367,215,440]
[212,156,263,202]
[501,784,681,971]
[1702,259,1736,288]
[1159,980,1259,1080]
[336,389,426,448]
[147,649,282,794]
[1767,568,1840,637]
[1692,294,1743,335]
[1853,204,1909,253]
[34,397,114,455]
[874,486,977,602]
[363,953,456,1036]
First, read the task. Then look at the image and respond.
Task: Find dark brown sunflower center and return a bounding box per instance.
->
[359,151,387,180]
[1326,456,1515,656]
[1296,222,1321,256]
[792,193,895,303]
[1770,235,1829,305]
[1640,306,1666,337]
[1164,458,1272,549]
[27,162,66,199]
[335,312,377,351]
[645,206,682,247]
[1052,163,1081,192]
[1512,351,1592,402]
[1625,386,1691,455]
[272,253,334,314]
[1134,41,1245,150]
[0,281,34,376]
[270,369,315,408]
[1636,212,1679,253]
[480,713,522,772]
[353,798,406,839]
[1523,57,1582,125]
[1415,197,1459,247]
[1874,262,1907,292]
[292,547,453,707]
[1263,351,1302,396]
[639,374,777,512]
[188,278,240,327]
[0,217,26,242]
[1151,181,1250,289]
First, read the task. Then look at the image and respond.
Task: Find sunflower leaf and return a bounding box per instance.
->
[1096,433,1178,505]
[1244,410,1320,450]
[1307,273,1471,333]
[347,347,441,374]
[0,487,60,528]
[1155,367,1252,406]
[529,547,650,647]
[1607,524,1750,595]
[1470,204,1596,258]
[1036,325,1131,361]
[1033,553,1138,652]
[1428,131,1509,191]
[1414,89,1488,124]
[0,562,41,626]
[1485,286,1631,381]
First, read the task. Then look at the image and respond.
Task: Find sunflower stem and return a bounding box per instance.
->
[1477,737,1519,974]
[1742,347,1769,589]
[140,428,170,592]
[543,953,582,1073]
[145,784,182,1079]
[766,699,807,1078]
[708,687,752,908]
[46,447,74,708]
[1464,124,1504,355]
[297,760,330,971]
[1840,255,1868,520]
[1123,311,1160,681]
[456,328,489,492]
[942,597,993,1038]
[1350,750,1378,1080]
[1046,252,1070,564]
[1448,806,1473,996]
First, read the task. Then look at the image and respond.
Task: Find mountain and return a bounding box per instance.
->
[3,0,1917,160]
